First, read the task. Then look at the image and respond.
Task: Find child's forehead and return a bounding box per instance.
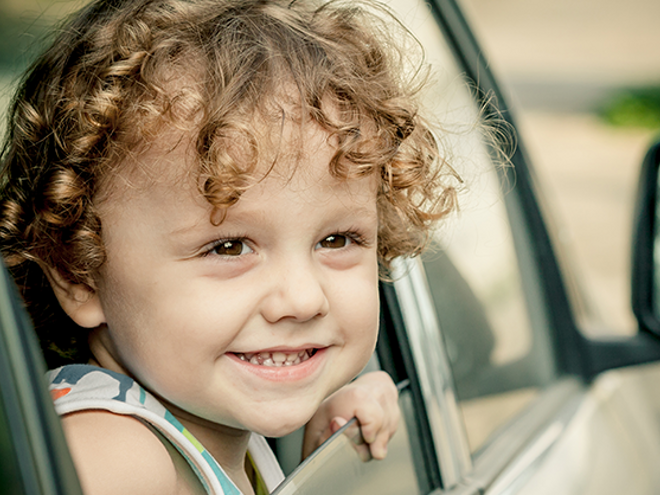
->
[95,126,378,245]
[101,117,373,210]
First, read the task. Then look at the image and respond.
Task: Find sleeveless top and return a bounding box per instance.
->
[47,364,285,495]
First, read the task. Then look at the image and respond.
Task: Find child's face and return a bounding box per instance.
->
[88,122,380,438]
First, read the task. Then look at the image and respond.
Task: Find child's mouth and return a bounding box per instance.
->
[233,349,318,367]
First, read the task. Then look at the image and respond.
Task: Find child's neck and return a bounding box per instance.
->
[170,407,254,494]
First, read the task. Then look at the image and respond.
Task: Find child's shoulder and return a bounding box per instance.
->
[48,364,206,493]
[61,410,204,495]
[61,411,178,494]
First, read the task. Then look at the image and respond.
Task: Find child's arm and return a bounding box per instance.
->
[302,371,399,460]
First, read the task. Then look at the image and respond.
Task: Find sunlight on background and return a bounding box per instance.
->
[460,0,660,336]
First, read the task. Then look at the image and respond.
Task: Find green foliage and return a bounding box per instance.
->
[600,86,660,129]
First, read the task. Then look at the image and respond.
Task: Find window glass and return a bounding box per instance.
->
[384,0,557,454]
[273,387,423,495]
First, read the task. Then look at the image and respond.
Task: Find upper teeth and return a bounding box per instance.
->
[236,350,313,367]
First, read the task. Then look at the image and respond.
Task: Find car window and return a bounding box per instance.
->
[383,0,558,457]
[422,163,557,454]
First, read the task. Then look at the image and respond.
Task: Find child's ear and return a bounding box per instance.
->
[44,266,106,329]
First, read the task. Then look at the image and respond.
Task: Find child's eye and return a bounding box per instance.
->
[208,239,253,257]
[316,233,360,250]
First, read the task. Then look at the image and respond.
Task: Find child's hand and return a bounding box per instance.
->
[302,371,399,460]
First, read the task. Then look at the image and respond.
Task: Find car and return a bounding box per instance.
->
[3,0,660,494]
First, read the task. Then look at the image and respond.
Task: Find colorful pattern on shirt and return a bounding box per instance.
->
[47,364,283,495]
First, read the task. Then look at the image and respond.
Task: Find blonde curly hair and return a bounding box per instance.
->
[0,0,459,366]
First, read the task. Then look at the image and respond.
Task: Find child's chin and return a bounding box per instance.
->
[254,421,306,439]
[249,412,313,438]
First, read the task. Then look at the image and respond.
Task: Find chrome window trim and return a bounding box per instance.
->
[391,256,472,488]
[480,379,583,495]
[432,378,583,495]
[484,423,563,495]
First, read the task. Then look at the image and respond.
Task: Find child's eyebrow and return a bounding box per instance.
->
[166,203,378,239]
[167,218,216,238]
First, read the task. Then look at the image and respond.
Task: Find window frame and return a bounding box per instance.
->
[389,257,472,487]
[428,0,660,377]
[424,0,589,379]
[0,262,83,495]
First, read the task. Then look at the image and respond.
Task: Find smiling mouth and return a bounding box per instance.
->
[234,349,318,367]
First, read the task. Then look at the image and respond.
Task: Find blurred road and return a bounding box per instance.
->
[460,0,660,335]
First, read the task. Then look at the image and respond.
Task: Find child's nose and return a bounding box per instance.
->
[260,256,329,323]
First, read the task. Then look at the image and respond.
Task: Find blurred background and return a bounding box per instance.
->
[1,0,660,335]
[458,0,660,335]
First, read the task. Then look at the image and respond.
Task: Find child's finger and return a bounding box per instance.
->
[354,402,386,444]
[368,430,390,460]
[356,401,400,459]
[361,393,400,439]
[355,441,372,462]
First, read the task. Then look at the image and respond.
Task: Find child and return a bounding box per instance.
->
[0,0,458,493]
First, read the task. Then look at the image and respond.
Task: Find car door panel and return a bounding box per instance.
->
[502,363,660,495]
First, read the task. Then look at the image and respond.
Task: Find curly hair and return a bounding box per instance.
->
[0,0,460,367]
